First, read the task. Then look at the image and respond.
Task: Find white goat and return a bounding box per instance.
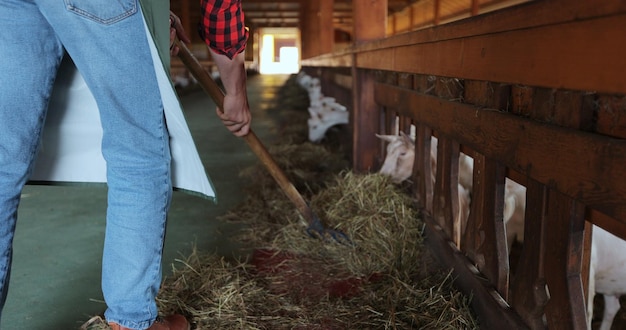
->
[300,73,349,142]
[590,226,626,330]
[376,132,416,184]
[296,71,312,87]
[307,107,349,142]
[376,132,472,229]
[315,97,347,112]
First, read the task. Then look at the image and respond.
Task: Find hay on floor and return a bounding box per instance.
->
[155,171,478,329]
[80,73,479,329]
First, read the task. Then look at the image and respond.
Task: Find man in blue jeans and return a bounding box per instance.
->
[0,0,251,329]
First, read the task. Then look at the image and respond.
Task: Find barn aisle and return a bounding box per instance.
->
[1,73,291,330]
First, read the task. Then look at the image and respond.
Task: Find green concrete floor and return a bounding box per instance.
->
[1,74,291,330]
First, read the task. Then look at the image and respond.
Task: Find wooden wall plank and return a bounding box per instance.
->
[352,69,381,172]
[542,190,587,329]
[357,0,626,51]
[305,1,626,70]
[463,153,509,297]
[358,14,626,95]
[432,136,459,240]
[510,179,549,330]
[413,124,435,211]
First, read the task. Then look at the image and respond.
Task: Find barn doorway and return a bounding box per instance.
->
[258,28,300,74]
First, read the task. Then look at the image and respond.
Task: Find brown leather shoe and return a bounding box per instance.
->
[108,314,190,330]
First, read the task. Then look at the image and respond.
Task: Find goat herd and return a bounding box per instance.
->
[296,71,626,330]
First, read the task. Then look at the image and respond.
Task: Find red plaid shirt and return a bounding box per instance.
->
[199,0,249,59]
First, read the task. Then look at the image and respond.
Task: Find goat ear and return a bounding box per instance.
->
[400,131,415,146]
[376,134,395,142]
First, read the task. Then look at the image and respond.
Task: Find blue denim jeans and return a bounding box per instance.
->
[0,0,172,328]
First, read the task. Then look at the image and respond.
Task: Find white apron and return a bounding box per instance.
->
[29,18,216,201]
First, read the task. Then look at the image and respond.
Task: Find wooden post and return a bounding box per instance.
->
[543,190,588,329]
[471,0,480,16]
[510,179,550,329]
[352,0,387,42]
[299,0,334,59]
[352,0,387,172]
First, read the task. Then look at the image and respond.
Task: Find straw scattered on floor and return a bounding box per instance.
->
[154,171,478,329]
[80,73,479,330]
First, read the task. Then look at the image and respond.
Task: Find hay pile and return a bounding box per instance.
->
[81,74,479,329]
[154,172,478,329]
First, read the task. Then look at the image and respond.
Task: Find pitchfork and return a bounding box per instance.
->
[175,39,351,245]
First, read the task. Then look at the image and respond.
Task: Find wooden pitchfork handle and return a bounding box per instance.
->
[175,39,350,244]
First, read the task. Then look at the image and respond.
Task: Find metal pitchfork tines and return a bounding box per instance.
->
[175,39,351,245]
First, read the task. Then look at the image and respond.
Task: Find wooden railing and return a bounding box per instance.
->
[301,0,626,329]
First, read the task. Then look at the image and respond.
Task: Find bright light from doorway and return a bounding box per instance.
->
[279,47,299,73]
[259,34,300,74]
